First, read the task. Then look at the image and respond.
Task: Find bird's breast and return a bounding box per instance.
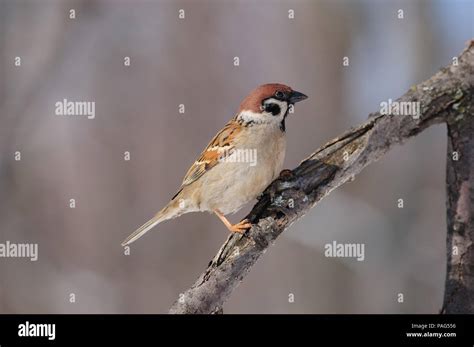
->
[198,126,286,214]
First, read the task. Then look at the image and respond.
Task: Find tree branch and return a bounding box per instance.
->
[442,80,474,313]
[170,41,474,314]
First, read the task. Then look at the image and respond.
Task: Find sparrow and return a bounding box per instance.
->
[121,83,307,246]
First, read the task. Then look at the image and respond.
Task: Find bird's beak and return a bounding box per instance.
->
[289,90,308,104]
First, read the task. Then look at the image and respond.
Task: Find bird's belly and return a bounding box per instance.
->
[198,145,285,215]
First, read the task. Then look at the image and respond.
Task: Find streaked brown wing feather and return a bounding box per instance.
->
[180,120,242,187]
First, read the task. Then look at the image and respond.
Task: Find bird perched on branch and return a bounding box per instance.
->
[122,83,307,246]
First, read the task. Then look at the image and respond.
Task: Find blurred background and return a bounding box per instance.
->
[0,0,473,313]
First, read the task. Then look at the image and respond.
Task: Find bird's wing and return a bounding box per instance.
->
[180,120,242,187]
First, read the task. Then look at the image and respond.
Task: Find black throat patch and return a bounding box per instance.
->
[280,116,286,132]
[279,108,291,132]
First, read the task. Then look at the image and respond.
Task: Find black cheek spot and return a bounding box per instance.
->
[265,103,281,116]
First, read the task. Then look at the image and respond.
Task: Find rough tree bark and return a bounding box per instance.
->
[170,41,474,314]
[442,90,474,313]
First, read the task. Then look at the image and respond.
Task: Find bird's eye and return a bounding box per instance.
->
[275,91,284,99]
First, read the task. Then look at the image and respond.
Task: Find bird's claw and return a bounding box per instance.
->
[230,219,252,234]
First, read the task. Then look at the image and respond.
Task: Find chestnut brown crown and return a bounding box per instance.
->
[238,83,307,113]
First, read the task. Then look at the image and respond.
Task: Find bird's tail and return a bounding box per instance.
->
[121,199,182,247]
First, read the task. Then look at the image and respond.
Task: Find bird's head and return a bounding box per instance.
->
[236,83,307,131]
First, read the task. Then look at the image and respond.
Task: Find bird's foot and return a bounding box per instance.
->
[229,219,252,234]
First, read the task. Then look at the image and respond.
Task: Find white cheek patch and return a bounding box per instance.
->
[263,98,288,119]
[237,99,289,125]
[237,110,267,124]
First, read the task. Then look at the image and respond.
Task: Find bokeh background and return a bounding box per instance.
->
[0,0,473,313]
